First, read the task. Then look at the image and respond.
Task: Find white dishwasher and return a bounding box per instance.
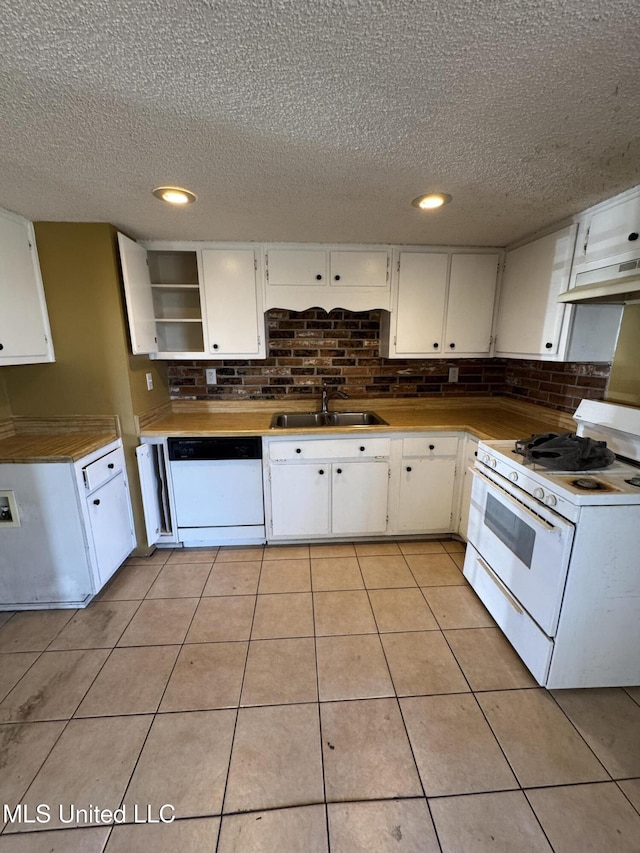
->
[168,437,265,546]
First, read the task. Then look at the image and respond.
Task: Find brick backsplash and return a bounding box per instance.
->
[167,309,610,413]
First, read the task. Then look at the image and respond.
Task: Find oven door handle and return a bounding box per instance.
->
[472,467,558,532]
[475,553,524,615]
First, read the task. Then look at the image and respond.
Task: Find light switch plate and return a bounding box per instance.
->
[448,367,459,383]
[146,372,153,391]
[206,368,217,384]
[0,491,20,527]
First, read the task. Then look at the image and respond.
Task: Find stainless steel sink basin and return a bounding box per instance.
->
[270,411,388,429]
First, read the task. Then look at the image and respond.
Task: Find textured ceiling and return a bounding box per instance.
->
[1,0,639,246]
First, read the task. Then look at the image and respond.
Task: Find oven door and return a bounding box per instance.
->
[466,467,575,636]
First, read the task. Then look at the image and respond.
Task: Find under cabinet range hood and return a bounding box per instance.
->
[558,257,640,304]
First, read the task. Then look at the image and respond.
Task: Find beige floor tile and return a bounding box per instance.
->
[401,694,518,796]
[117,598,198,646]
[0,827,111,852]
[219,805,327,852]
[527,782,640,853]
[443,540,466,553]
[321,698,422,801]
[95,564,162,601]
[258,558,311,593]
[310,556,364,591]
[224,703,324,813]
[382,631,469,696]
[328,799,440,853]
[316,634,394,701]
[105,817,220,853]
[477,689,610,787]
[618,778,640,810]
[160,641,247,712]
[398,540,447,555]
[422,586,494,629]
[368,588,438,632]
[444,627,537,690]
[203,561,261,596]
[241,638,317,706]
[0,721,66,830]
[309,543,356,557]
[0,610,74,652]
[125,710,235,818]
[0,649,109,722]
[0,652,39,702]
[48,601,139,650]
[11,715,152,832]
[186,596,255,643]
[313,590,376,636]
[354,541,402,556]
[358,555,417,589]
[450,552,465,570]
[405,553,467,586]
[126,549,171,565]
[251,593,314,639]
[0,612,15,628]
[75,646,180,716]
[145,562,212,598]
[430,791,553,853]
[624,685,640,705]
[552,687,640,778]
[263,544,310,560]
[166,547,219,564]
[216,545,264,562]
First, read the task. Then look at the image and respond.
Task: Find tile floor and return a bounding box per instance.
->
[0,539,639,852]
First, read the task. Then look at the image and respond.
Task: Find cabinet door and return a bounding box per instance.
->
[398,458,456,532]
[269,464,330,537]
[330,250,389,287]
[202,248,264,357]
[88,473,135,585]
[0,210,54,364]
[445,254,499,354]
[332,461,389,535]
[394,252,448,355]
[118,233,159,355]
[495,225,576,357]
[266,249,327,286]
[583,194,640,265]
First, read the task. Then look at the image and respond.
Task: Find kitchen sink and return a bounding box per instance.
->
[270,411,388,429]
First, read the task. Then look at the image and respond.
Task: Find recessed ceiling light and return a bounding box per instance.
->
[411,193,452,210]
[152,186,197,205]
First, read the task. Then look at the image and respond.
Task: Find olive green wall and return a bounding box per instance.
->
[2,223,170,553]
[0,375,11,422]
[607,304,640,407]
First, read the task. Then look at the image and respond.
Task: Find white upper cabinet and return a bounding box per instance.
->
[381,250,499,358]
[202,248,265,358]
[579,191,640,267]
[0,208,54,365]
[494,225,577,359]
[118,233,159,355]
[265,245,391,311]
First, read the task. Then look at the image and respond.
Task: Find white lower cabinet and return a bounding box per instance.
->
[266,437,390,539]
[393,435,459,534]
[457,435,479,539]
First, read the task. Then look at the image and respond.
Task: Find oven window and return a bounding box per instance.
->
[484,493,535,568]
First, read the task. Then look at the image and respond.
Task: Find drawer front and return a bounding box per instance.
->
[269,437,391,461]
[402,436,459,457]
[83,447,124,492]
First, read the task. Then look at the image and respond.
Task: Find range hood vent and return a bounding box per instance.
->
[558,258,640,304]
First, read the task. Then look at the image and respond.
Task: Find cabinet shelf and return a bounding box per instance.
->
[155,318,202,323]
[150,283,200,289]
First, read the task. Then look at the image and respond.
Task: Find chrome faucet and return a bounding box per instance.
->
[320,384,349,414]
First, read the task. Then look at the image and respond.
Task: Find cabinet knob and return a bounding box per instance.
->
[545,342,553,349]
[296,448,302,453]
[318,469,325,475]
[429,444,435,450]
[406,466,412,472]
[212,343,219,350]
[107,463,115,469]
[316,274,323,280]
[334,274,341,281]
[449,342,455,349]
[0,343,3,351]
[628,232,639,241]
[433,342,439,349]
[93,499,100,505]
[359,446,365,452]
[336,467,342,474]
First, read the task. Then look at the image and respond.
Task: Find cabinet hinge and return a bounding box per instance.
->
[393,335,397,346]
[582,225,590,255]
[397,259,401,272]
[254,258,258,271]
[28,240,33,250]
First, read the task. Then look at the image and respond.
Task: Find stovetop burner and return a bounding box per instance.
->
[625,476,640,488]
[571,477,611,491]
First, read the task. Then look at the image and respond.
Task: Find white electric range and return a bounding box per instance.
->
[463,399,640,688]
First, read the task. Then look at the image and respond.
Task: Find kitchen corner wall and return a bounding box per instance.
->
[167,309,611,413]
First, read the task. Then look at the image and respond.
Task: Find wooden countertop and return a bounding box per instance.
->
[140,397,576,442]
[0,417,120,463]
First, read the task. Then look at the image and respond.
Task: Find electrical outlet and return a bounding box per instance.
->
[448,367,459,383]
[0,492,20,527]
[206,368,217,385]
[146,373,153,391]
